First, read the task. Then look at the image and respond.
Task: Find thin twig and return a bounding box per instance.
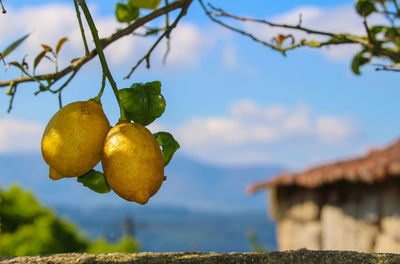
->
[133,26,167,37]
[58,90,63,108]
[0,0,6,14]
[374,63,400,72]
[207,3,336,38]
[54,67,80,93]
[7,84,16,113]
[199,0,280,53]
[200,0,400,62]
[94,73,106,103]
[163,0,171,64]
[125,0,193,79]
[78,0,127,121]
[362,16,400,62]
[74,0,90,56]
[0,0,190,88]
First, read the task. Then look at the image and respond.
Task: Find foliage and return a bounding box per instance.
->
[119,81,166,126]
[77,170,111,194]
[153,132,180,167]
[0,185,139,256]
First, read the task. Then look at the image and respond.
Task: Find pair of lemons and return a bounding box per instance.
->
[41,99,164,204]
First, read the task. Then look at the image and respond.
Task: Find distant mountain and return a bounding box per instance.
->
[55,205,277,252]
[0,153,283,212]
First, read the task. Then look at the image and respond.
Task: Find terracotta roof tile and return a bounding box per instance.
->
[246,138,400,195]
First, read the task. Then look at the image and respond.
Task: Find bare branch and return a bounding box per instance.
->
[74,0,90,56]
[200,0,400,63]
[0,0,6,14]
[124,0,193,79]
[207,3,336,38]
[163,0,171,64]
[374,63,400,72]
[0,0,191,88]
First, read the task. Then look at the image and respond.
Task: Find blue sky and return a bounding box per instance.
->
[0,0,399,170]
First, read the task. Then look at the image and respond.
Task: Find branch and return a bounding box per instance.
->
[0,0,191,88]
[124,0,193,79]
[78,0,127,121]
[74,0,90,56]
[199,0,280,53]
[362,16,400,62]
[199,1,400,62]
[374,63,400,72]
[207,3,336,38]
[163,0,171,64]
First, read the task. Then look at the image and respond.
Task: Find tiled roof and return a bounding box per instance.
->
[246,138,400,195]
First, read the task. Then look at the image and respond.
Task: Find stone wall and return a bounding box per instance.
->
[2,251,400,264]
[271,178,400,253]
[270,186,322,250]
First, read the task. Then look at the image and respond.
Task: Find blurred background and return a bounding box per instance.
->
[1,0,399,256]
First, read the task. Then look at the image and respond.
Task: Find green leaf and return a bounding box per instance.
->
[6,61,25,72]
[119,81,166,126]
[153,132,180,167]
[77,170,111,194]
[41,44,52,52]
[351,51,370,75]
[33,50,48,73]
[307,40,321,48]
[55,37,68,54]
[1,33,30,59]
[115,3,139,23]
[129,0,161,9]
[355,0,376,17]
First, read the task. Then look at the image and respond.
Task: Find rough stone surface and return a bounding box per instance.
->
[278,219,321,250]
[2,251,400,264]
[375,232,400,253]
[321,204,378,252]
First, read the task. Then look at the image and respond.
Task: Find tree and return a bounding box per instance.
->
[0,0,181,197]
[0,185,139,256]
[0,0,396,195]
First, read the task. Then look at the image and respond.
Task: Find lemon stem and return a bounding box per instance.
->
[94,73,106,103]
[77,0,127,121]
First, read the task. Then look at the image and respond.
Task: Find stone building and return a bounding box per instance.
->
[246,138,400,253]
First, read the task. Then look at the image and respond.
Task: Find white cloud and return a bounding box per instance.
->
[171,99,357,167]
[0,118,44,153]
[316,116,354,144]
[0,3,208,73]
[222,45,237,69]
[163,23,209,69]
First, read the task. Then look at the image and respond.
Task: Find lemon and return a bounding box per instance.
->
[102,122,164,204]
[41,99,110,179]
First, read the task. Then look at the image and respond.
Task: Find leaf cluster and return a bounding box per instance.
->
[351,0,400,74]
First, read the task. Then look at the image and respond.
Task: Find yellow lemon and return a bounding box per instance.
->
[102,122,164,204]
[41,99,110,179]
